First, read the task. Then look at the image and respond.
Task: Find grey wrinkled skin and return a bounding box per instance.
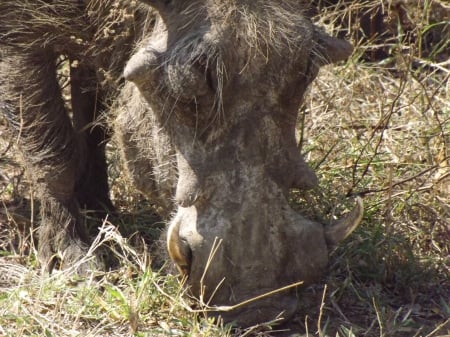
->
[116,0,362,327]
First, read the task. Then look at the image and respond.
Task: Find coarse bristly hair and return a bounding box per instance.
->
[189,0,314,66]
[153,0,316,131]
[0,0,153,91]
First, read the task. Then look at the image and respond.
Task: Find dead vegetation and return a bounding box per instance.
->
[0,1,449,336]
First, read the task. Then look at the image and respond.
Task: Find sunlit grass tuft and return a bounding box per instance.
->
[0,221,234,337]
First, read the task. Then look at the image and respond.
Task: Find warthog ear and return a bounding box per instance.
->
[324,197,364,249]
[313,28,354,66]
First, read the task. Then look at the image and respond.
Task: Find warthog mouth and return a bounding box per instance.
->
[208,293,300,327]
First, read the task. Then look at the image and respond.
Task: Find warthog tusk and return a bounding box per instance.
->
[324,196,364,249]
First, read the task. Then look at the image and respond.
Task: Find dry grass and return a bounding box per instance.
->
[291,58,449,336]
[1,1,449,336]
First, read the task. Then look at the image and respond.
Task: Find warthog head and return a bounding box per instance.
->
[124,0,361,326]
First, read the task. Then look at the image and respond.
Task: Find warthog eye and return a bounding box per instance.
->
[165,62,210,102]
[195,53,217,92]
[163,35,225,119]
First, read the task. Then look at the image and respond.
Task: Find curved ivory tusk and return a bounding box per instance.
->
[167,213,192,277]
[324,197,364,249]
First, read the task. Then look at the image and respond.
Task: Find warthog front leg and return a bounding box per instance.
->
[1,49,111,272]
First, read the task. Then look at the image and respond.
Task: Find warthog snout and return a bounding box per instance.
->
[167,184,363,325]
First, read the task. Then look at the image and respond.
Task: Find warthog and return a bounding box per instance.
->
[1,0,362,327]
